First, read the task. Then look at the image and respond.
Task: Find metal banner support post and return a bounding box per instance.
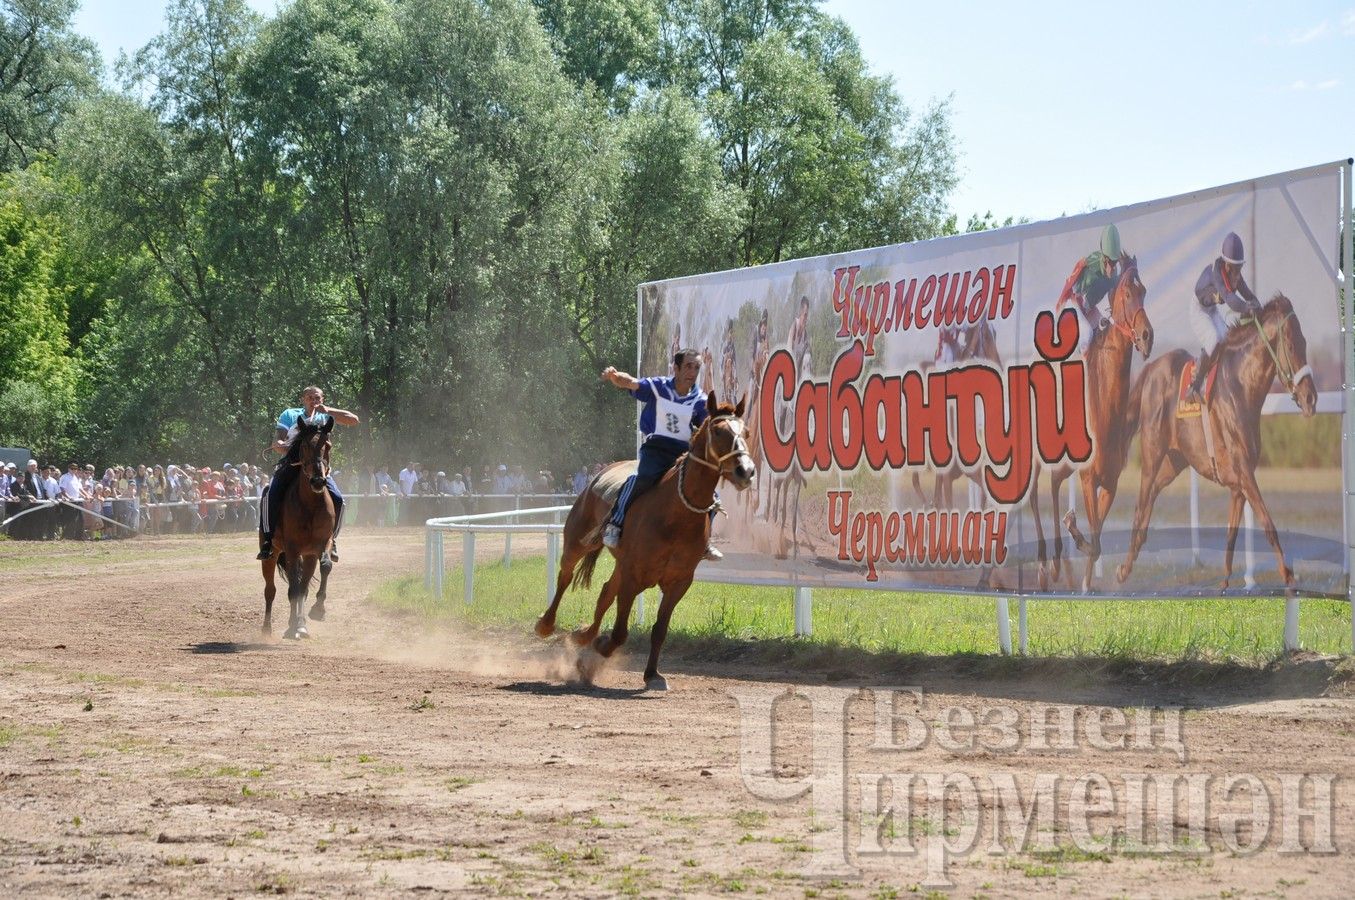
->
[793,586,813,637]
[1344,159,1355,654]
[1018,598,1029,655]
[996,597,1013,655]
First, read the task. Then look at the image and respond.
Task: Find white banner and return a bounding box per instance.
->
[639,162,1348,598]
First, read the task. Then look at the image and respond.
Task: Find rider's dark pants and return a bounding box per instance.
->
[259,466,344,543]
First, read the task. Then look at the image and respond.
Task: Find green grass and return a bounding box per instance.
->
[374,554,1353,664]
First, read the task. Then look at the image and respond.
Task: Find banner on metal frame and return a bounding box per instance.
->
[637,162,1347,598]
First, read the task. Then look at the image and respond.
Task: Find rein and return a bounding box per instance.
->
[676,414,743,515]
[1244,312,1311,401]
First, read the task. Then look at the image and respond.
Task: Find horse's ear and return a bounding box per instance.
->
[706,390,717,412]
[735,393,746,418]
[321,417,335,435]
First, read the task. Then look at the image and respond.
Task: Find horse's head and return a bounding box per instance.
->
[1112,254,1153,358]
[699,392,756,491]
[1260,295,1317,416]
[292,416,334,490]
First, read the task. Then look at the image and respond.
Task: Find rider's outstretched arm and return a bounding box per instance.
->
[600,367,640,392]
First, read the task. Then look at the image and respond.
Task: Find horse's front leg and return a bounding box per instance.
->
[643,578,694,691]
[285,556,316,639]
[593,582,641,660]
[571,572,618,647]
[261,557,277,636]
[309,555,332,622]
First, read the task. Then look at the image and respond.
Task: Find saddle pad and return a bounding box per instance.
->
[588,460,639,506]
[1175,359,1218,419]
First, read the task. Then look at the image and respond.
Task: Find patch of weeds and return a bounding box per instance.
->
[612,864,656,896]
[244,829,266,840]
[0,726,16,748]
[871,888,899,900]
[314,839,330,853]
[71,815,82,828]
[724,878,747,892]
[681,858,699,868]
[356,754,376,763]
[163,855,206,866]
[254,873,292,894]
[82,699,93,712]
[733,809,769,829]
[737,833,760,844]
[408,695,435,712]
[363,847,429,861]
[1029,845,1111,864]
[445,775,478,792]
[1016,862,1058,878]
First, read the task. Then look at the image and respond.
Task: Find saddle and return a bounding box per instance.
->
[1175,358,1219,418]
[588,461,639,506]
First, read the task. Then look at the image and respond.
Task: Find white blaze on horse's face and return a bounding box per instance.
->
[722,418,757,491]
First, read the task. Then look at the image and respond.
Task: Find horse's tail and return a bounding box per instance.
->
[571,547,602,591]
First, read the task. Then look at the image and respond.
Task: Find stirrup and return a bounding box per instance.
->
[703,544,724,562]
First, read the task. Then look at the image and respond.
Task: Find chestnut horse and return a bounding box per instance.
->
[261,417,335,639]
[1045,255,1154,591]
[1116,294,1316,589]
[535,395,756,690]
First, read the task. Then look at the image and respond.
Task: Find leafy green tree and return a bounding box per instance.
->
[530,0,659,103]
[0,0,98,170]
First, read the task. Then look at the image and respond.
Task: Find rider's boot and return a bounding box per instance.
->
[328,539,339,563]
[703,543,723,562]
[256,535,274,560]
[1186,348,1212,404]
[602,523,621,549]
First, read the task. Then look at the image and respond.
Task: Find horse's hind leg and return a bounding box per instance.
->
[593,583,641,659]
[309,556,332,621]
[1220,491,1246,590]
[261,557,277,636]
[1116,454,1183,583]
[285,556,316,639]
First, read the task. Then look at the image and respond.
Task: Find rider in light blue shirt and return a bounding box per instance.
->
[256,386,360,562]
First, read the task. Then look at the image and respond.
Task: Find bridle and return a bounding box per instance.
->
[1104,263,1148,344]
[676,414,747,515]
[288,430,331,485]
[1245,310,1312,404]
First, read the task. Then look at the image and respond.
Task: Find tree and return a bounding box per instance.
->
[0,0,98,170]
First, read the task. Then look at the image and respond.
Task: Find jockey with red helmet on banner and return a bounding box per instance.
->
[600,349,722,562]
[1056,223,1123,351]
[1186,231,1262,403]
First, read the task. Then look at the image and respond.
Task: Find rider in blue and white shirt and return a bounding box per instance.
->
[256,386,360,562]
[600,348,722,561]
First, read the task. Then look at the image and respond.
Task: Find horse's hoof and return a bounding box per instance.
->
[1116,564,1130,584]
[261,624,272,637]
[1219,579,1231,592]
[593,635,615,657]
[1062,510,1076,530]
[283,628,298,640]
[308,604,325,622]
[1037,565,1049,592]
[567,629,593,648]
[296,627,309,639]
[534,617,555,639]
[645,675,669,692]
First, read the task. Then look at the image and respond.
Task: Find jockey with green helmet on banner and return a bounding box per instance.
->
[1056,223,1124,351]
[256,386,360,562]
[1186,231,1262,403]
[599,349,723,562]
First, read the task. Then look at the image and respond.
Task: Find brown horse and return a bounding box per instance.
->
[535,395,756,690]
[1043,255,1153,592]
[261,417,336,639]
[1116,294,1316,589]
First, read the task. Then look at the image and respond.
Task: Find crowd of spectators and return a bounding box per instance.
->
[3,457,609,540]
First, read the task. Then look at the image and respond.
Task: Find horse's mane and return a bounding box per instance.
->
[280,420,322,468]
[1220,293,1293,349]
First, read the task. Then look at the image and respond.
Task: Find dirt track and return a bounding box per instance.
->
[2,528,1354,897]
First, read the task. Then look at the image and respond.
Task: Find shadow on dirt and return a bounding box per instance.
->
[183,641,287,654]
[644,634,1355,709]
[499,680,652,700]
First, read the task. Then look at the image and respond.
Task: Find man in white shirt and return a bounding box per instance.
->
[57,462,86,540]
[398,462,418,497]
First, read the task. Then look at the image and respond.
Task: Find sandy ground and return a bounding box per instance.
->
[2,527,1354,898]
